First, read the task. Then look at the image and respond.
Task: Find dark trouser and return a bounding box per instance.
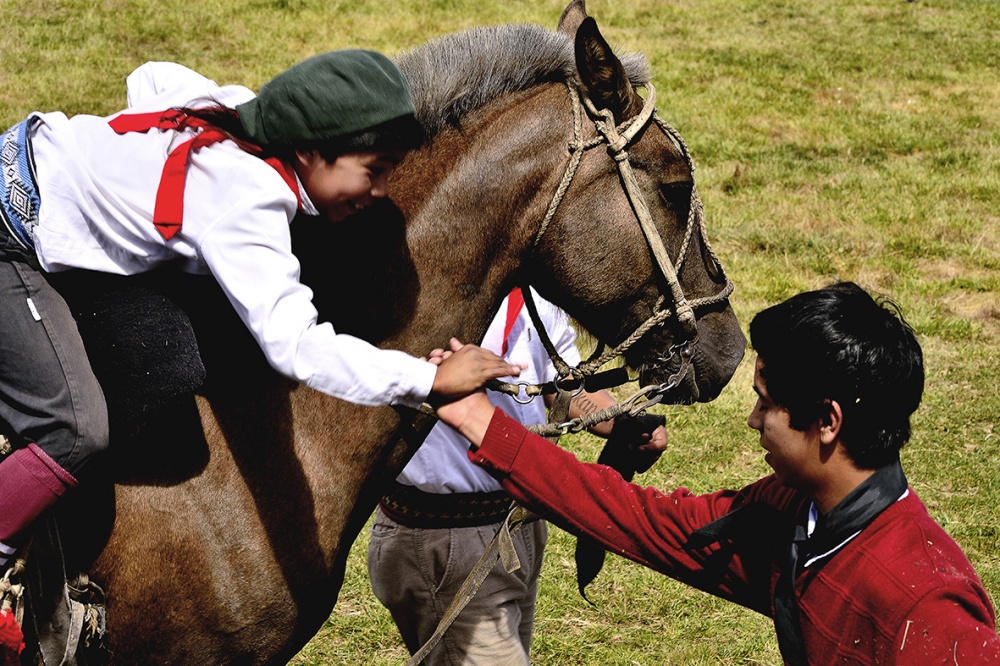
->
[0,245,109,544]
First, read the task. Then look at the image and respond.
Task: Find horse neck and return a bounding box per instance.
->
[389,83,577,350]
[225,84,581,578]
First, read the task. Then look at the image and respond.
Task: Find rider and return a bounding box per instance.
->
[0,50,521,573]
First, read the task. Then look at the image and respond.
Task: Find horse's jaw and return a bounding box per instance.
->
[633,315,747,405]
[635,352,700,405]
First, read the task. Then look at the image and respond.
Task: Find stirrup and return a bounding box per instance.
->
[0,558,24,663]
[1,557,26,633]
[67,571,108,652]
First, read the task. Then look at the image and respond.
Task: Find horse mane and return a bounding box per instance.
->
[396,23,651,136]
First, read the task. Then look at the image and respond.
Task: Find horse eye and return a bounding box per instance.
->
[658,183,692,211]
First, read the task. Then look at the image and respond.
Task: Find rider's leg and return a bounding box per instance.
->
[0,259,109,567]
[0,446,79,566]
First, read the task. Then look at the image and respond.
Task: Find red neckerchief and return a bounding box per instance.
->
[502,287,525,356]
[108,110,300,240]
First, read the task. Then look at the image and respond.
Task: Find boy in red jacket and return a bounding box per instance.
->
[436,282,1000,665]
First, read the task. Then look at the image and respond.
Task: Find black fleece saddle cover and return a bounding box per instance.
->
[45,268,271,444]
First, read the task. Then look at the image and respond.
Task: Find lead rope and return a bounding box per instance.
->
[403,383,577,666]
[402,502,536,666]
[404,351,572,666]
[402,340,698,663]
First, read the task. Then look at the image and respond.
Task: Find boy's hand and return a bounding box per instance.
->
[422,348,450,365]
[429,338,525,400]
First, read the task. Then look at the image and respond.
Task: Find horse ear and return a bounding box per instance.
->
[557,0,588,36]
[574,17,643,120]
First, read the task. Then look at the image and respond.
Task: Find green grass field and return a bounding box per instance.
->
[3,0,997,663]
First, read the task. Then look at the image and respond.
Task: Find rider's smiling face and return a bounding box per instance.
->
[294,150,404,222]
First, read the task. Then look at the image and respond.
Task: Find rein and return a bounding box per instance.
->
[490,81,734,432]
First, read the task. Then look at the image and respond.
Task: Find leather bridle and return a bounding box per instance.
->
[493,81,734,419]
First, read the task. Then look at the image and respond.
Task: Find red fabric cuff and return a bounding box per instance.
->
[0,608,25,659]
[24,444,79,490]
[467,407,529,475]
[0,445,78,540]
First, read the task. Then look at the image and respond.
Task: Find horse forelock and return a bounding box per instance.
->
[395,23,650,136]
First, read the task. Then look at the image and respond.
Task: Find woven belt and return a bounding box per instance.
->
[380,482,513,529]
[0,117,42,251]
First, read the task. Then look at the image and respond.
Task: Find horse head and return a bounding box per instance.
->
[518,1,746,403]
[387,0,744,404]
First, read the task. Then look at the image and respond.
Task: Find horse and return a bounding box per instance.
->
[46,2,745,663]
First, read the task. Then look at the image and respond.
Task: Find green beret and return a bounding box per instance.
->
[236,49,415,147]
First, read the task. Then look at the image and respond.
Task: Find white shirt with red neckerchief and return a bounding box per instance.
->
[397,289,580,493]
[26,61,435,408]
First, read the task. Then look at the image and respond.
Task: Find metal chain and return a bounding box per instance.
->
[525,336,696,437]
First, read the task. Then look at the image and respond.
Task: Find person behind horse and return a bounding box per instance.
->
[433,282,1000,664]
[368,288,666,664]
[0,51,522,576]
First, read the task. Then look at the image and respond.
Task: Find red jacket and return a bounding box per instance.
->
[471,408,1000,665]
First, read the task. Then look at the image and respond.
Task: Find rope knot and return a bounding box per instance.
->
[601,127,629,154]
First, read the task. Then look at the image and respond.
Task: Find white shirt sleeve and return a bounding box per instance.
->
[116,65,436,408]
[189,152,436,408]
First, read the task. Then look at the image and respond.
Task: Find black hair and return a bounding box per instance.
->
[168,103,425,162]
[749,281,924,469]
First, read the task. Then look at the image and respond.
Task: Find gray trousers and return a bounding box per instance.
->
[0,254,109,477]
[368,506,547,666]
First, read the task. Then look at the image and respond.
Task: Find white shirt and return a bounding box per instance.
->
[397,290,581,493]
[28,62,435,408]
[802,489,911,569]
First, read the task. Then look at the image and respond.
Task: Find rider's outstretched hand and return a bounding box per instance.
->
[429,338,524,402]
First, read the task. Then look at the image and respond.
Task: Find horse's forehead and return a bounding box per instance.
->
[628,129,693,184]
